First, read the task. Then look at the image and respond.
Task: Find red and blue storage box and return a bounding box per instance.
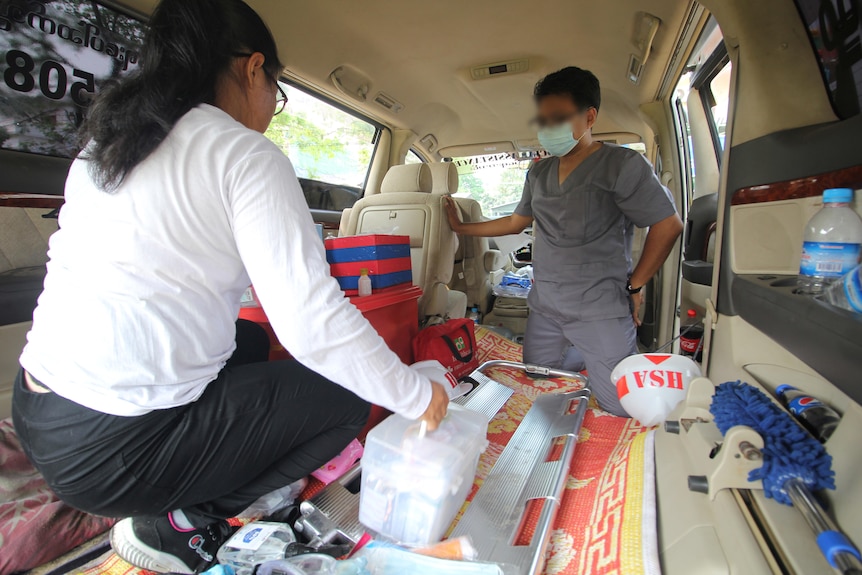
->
[325,234,413,295]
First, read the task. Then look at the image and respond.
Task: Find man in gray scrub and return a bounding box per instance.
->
[445,67,683,416]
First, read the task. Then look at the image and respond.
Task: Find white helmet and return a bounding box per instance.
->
[612,354,701,426]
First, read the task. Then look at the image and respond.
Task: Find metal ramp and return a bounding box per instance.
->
[302,362,589,575]
[450,363,590,575]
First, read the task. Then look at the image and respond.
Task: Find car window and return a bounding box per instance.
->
[794,0,862,118]
[265,83,379,211]
[0,1,145,158]
[405,149,424,164]
[450,153,534,216]
[673,99,695,207]
[673,16,728,205]
[621,142,647,154]
[706,62,731,152]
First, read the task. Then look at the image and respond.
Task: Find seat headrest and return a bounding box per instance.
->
[380,164,433,194]
[429,162,459,195]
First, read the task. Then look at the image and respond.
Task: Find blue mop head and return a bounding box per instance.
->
[710,381,835,505]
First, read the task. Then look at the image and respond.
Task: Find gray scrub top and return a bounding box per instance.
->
[515,144,677,322]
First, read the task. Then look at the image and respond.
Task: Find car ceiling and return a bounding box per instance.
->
[118,0,691,155]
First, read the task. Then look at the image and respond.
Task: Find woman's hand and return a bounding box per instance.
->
[444,197,463,233]
[421,381,450,431]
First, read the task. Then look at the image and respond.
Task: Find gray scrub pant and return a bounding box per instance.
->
[523,310,637,417]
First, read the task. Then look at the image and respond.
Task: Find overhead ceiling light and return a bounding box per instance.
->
[470,58,530,81]
[372,92,404,113]
[627,54,645,85]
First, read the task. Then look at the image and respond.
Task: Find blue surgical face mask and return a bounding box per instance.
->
[537,121,588,157]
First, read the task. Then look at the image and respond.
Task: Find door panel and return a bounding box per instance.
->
[0,322,29,420]
[705,314,862,575]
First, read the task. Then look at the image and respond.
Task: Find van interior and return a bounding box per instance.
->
[1,0,861,573]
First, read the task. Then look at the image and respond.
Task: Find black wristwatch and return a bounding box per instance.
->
[626,281,643,295]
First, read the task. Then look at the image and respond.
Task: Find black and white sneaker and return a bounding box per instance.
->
[110,514,234,574]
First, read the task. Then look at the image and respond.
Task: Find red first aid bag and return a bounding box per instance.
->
[412,319,480,380]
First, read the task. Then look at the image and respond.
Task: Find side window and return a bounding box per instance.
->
[672,16,728,205]
[265,83,380,212]
[794,0,862,118]
[405,149,424,164]
[673,15,726,281]
[0,1,145,158]
[673,99,694,207]
[703,61,732,154]
[451,154,533,216]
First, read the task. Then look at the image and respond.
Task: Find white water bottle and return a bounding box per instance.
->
[798,188,862,294]
[820,264,862,313]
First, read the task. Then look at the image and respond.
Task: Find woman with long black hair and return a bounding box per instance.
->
[11,0,449,572]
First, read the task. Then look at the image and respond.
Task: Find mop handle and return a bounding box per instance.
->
[785,478,862,574]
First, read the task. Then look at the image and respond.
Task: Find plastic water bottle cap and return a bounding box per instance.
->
[360,268,369,276]
[823,188,854,204]
[687,309,697,318]
[776,384,795,395]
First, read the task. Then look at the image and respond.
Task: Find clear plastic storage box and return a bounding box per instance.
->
[359,404,489,545]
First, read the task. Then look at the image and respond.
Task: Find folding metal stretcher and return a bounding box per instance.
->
[295,361,591,575]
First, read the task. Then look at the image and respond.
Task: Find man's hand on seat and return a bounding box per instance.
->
[444,196,533,238]
[444,196,464,233]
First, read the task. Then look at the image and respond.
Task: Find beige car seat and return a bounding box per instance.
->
[340,164,460,318]
[428,163,506,314]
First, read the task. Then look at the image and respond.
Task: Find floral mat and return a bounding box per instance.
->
[78,326,659,575]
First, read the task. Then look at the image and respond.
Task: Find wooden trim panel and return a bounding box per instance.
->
[731,164,862,206]
[0,193,65,209]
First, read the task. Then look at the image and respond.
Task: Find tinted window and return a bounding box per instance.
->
[451,153,534,216]
[706,61,732,152]
[405,149,424,164]
[0,0,145,158]
[265,83,378,211]
[795,0,862,118]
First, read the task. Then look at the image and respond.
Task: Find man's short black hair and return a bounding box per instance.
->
[534,67,601,112]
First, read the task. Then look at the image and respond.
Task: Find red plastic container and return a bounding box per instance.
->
[348,285,422,367]
[237,303,293,361]
[237,285,423,437]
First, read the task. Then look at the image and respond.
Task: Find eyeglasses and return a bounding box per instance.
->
[529,108,594,129]
[232,52,288,116]
[274,85,287,116]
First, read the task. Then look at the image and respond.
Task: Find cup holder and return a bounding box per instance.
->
[770,277,799,288]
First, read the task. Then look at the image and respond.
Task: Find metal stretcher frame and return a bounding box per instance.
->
[303,361,590,575]
[451,361,591,575]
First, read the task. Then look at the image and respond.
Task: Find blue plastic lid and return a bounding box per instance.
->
[823,188,854,203]
[776,384,796,395]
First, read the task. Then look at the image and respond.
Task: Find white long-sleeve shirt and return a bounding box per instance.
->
[20,104,433,419]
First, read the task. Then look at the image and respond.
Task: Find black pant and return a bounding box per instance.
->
[12,320,370,524]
